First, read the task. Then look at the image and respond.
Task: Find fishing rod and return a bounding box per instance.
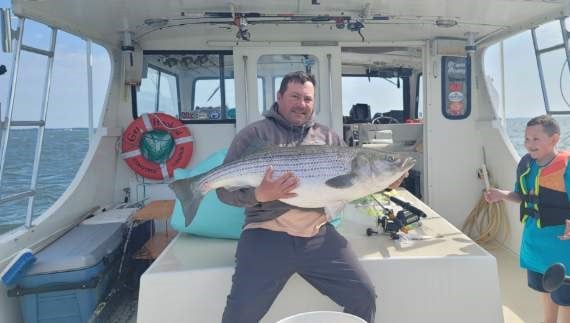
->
[382,191,427,219]
[137,11,389,41]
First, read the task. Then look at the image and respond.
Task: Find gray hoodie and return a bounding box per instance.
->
[216,103,344,225]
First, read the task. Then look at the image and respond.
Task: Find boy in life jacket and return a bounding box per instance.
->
[485,115,570,323]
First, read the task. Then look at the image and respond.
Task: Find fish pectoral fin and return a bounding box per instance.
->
[325,174,356,188]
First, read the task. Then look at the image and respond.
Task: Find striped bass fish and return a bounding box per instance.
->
[170,145,415,226]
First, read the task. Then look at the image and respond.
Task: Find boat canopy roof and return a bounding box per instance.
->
[11,0,570,47]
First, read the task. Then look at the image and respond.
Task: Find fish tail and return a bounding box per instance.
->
[169,176,205,227]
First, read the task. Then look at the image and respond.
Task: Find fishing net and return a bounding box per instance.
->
[140,130,174,163]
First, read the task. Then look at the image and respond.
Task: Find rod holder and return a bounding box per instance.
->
[543,263,570,292]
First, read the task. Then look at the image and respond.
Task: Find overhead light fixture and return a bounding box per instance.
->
[435,19,458,28]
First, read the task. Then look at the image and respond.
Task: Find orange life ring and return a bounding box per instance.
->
[121,113,193,180]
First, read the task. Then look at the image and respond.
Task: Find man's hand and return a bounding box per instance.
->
[388,172,408,189]
[254,166,299,203]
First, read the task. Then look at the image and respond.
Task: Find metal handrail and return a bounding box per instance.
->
[0,190,34,205]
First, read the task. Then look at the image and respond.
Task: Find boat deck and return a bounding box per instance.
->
[490,245,541,323]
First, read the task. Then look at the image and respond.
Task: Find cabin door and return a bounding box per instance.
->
[233,46,343,135]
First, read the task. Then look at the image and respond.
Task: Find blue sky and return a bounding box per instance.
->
[0,0,110,128]
[0,0,568,127]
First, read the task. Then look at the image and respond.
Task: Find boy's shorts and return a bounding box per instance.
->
[528,270,570,306]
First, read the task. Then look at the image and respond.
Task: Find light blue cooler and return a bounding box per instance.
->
[8,222,124,323]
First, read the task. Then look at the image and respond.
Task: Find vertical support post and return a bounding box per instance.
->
[531,28,551,113]
[25,27,57,228]
[0,17,24,186]
[86,39,94,145]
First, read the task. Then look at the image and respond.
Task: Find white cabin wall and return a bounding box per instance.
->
[474,50,523,254]
[424,43,486,229]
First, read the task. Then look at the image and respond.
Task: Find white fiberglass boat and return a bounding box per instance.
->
[0,1,569,322]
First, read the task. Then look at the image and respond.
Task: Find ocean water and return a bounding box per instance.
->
[1,117,570,233]
[0,128,89,232]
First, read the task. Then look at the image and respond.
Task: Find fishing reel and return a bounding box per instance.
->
[366,194,427,239]
[366,209,423,239]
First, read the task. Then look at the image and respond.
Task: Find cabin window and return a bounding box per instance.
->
[0,18,110,233]
[192,77,265,118]
[135,52,266,123]
[134,52,228,123]
[136,65,180,117]
[257,55,320,114]
[484,18,570,156]
[341,74,407,123]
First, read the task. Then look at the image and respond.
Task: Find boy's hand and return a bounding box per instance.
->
[559,219,570,240]
[484,188,505,203]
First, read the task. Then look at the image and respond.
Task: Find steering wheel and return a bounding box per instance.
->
[372,116,399,124]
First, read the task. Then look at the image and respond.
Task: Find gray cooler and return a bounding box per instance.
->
[8,222,124,323]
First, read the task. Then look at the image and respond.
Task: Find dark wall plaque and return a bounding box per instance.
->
[441,56,471,120]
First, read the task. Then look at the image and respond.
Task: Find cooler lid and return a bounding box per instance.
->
[26,222,124,275]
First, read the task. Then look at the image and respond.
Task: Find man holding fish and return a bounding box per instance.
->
[213,71,409,323]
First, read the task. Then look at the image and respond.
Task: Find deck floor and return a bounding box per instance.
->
[488,245,541,323]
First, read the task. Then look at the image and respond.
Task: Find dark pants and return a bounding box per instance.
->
[222,224,377,323]
[528,270,570,306]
